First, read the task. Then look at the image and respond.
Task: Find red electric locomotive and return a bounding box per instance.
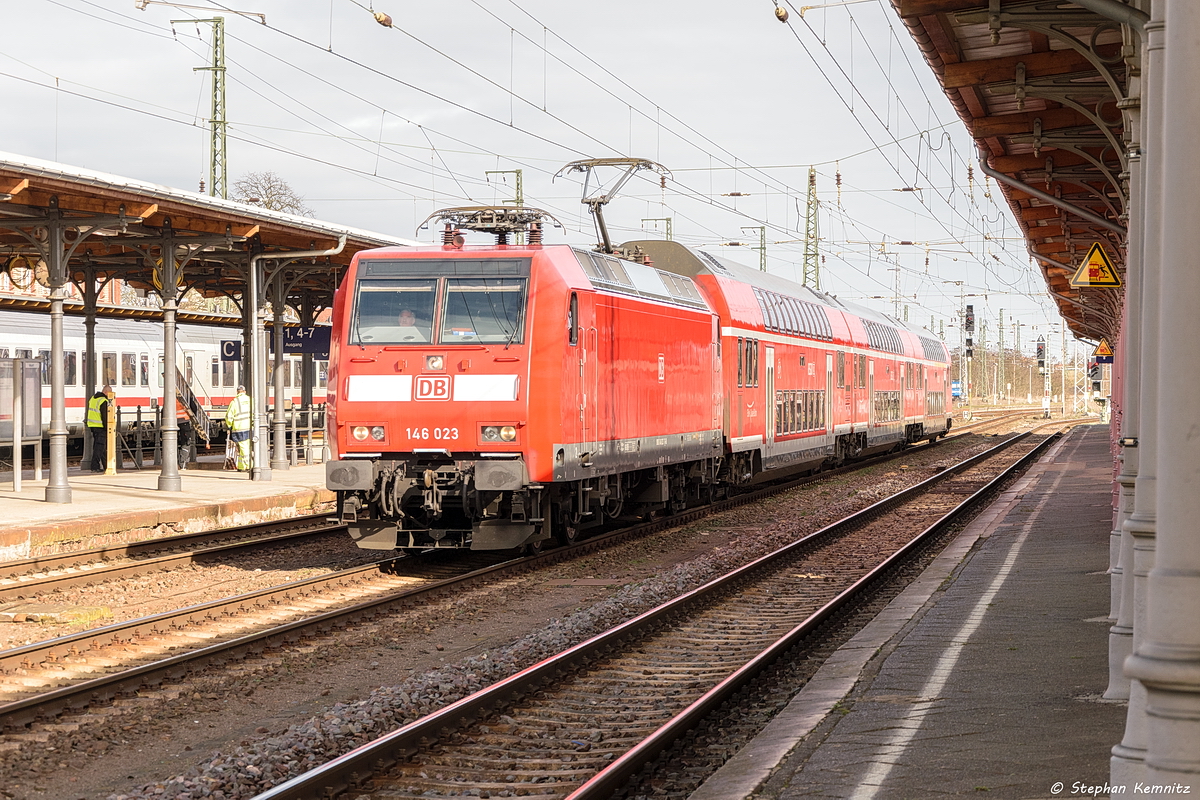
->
[325,206,951,553]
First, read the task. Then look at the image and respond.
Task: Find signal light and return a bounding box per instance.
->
[964,304,975,333]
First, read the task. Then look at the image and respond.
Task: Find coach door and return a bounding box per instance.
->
[764,346,776,446]
[577,294,598,444]
[868,359,875,427]
[826,353,834,436]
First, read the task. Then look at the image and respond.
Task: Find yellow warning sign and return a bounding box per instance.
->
[1095,339,1113,357]
[1069,242,1122,288]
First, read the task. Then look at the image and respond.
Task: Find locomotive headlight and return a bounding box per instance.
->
[425,355,445,371]
[481,425,517,442]
[352,426,370,441]
[370,426,386,441]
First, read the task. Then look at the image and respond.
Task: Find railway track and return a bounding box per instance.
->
[0,424,1072,739]
[0,411,1043,608]
[0,515,349,602]
[250,430,1059,800]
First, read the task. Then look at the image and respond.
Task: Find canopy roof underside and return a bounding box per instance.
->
[0,152,413,317]
[893,0,1134,343]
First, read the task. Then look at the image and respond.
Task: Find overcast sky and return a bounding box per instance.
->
[3,0,1069,355]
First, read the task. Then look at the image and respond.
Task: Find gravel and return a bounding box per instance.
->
[105,434,1014,800]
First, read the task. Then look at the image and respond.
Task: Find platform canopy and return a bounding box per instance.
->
[0,151,414,316]
[894,0,1136,343]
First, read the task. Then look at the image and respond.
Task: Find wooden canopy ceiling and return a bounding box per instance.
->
[892,0,1139,343]
[0,154,412,319]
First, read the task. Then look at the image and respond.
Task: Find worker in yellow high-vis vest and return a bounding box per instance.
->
[86,385,113,473]
[224,385,253,471]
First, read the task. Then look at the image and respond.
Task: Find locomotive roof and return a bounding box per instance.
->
[620,239,944,347]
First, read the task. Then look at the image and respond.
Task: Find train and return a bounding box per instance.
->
[0,309,329,442]
[323,206,953,553]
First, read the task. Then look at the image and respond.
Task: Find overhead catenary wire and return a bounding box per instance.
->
[9,0,1051,328]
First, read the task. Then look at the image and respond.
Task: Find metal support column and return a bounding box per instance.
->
[248,236,346,481]
[1107,136,1143,700]
[45,232,70,503]
[249,251,270,482]
[157,236,181,492]
[270,273,289,471]
[1125,0,1200,788]
[1114,6,1164,786]
[80,263,99,468]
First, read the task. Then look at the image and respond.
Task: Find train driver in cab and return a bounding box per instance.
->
[395,308,428,342]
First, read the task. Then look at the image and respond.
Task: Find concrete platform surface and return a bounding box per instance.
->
[0,459,333,560]
[693,424,1139,800]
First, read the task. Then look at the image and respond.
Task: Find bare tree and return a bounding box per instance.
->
[231,171,316,217]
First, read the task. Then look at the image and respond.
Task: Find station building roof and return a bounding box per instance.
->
[893,0,1135,343]
[0,151,417,317]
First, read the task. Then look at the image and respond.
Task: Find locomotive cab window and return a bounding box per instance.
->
[440,278,526,344]
[350,278,438,344]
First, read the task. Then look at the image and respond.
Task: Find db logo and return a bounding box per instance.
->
[415,375,451,400]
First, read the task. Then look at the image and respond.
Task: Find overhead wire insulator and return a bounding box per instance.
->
[774,2,789,22]
[373,10,393,27]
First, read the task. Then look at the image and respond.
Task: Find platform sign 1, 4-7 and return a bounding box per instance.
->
[952,380,962,398]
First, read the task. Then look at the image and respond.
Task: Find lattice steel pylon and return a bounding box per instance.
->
[188,17,227,199]
[802,166,820,289]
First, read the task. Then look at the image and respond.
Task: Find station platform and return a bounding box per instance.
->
[0,458,333,562]
[693,424,1134,800]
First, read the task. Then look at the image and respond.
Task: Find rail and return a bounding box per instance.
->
[250,431,1057,800]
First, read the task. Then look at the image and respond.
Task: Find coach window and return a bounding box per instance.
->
[569,293,579,346]
[122,353,137,387]
[186,356,194,387]
[37,349,50,385]
[836,351,845,388]
[737,338,744,387]
[222,358,235,388]
[64,351,77,386]
[157,355,164,389]
[103,352,117,387]
[751,339,759,388]
[140,354,149,387]
[211,357,220,388]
